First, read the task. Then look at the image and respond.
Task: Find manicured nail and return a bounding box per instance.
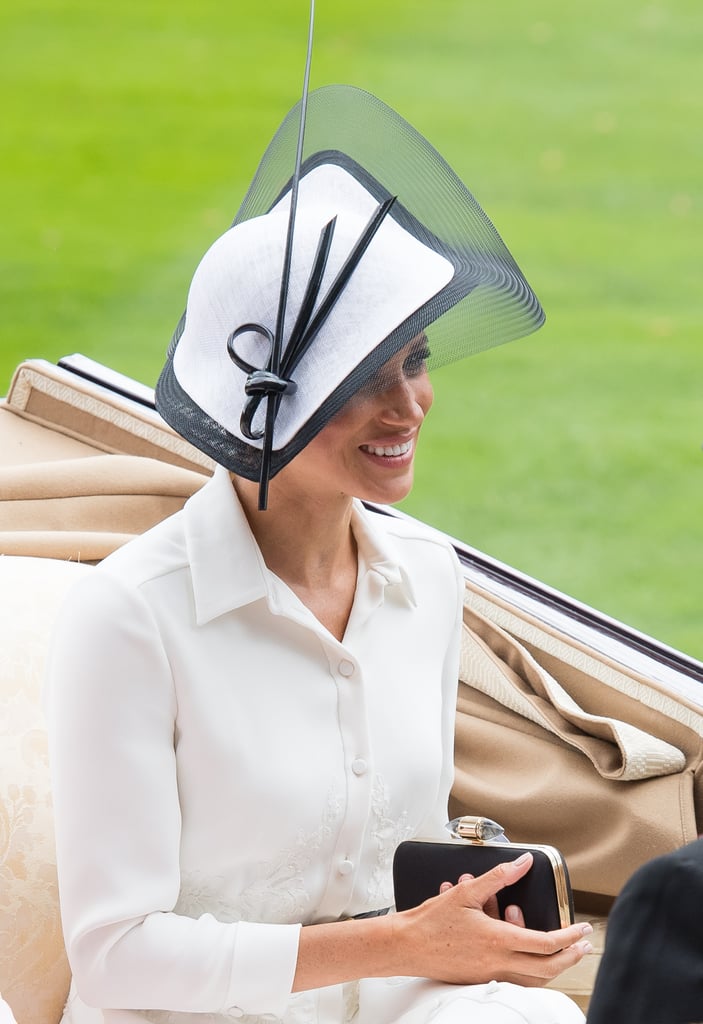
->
[512,853,531,868]
[581,923,593,936]
[505,905,520,922]
[579,941,594,955]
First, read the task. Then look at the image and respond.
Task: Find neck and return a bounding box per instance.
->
[231,473,357,589]
[232,474,358,642]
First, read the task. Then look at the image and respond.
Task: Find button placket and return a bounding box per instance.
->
[317,645,373,918]
[338,658,355,678]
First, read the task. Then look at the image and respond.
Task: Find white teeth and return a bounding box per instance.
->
[362,441,412,457]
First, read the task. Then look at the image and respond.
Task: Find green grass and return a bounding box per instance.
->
[2,0,701,660]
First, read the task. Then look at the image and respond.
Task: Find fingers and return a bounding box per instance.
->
[397,882,594,989]
[501,935,594,986]
[448,863,594,961]
[511,920,593,957]
[473,925,594,988]
[504,904,525,927]
[454,851,534,908]
[438,872,473,895]
[439,873,503,919]
[441,857,592,957]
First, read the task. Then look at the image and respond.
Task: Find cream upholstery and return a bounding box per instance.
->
[0,359,210,563]
[0,556,92,1024]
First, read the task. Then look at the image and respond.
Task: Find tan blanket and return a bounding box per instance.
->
[0,455,206,561]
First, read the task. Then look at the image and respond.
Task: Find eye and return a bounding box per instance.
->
[403,344,431,378]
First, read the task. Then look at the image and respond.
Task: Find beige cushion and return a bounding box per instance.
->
[0,455,207,561]
[0,556,92,1024]
[454,590,701,904]
[3,359,214,475]
[0,359,211,562]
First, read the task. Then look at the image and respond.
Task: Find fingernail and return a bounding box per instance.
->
[579,941,594,955]
[581,923,593,936]
[505,905,520,922]
[512,853,531,868]
[458,873,475,882]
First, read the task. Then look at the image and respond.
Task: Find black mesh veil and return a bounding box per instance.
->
[156,86,544,494]
[232,85,544,368]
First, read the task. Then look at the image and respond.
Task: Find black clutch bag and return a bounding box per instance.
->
[393,816,574,932]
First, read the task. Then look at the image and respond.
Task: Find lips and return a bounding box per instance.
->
[360,440,413,457]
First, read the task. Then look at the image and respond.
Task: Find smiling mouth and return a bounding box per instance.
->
[360,440,413,457]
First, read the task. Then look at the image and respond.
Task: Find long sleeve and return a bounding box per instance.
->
[46,570,300,1017]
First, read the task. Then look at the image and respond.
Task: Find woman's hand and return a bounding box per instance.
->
[438,870,525,926]
[293,853,591,993]
[390,852,593,987]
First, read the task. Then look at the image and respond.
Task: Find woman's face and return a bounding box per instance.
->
[280,336,434,506]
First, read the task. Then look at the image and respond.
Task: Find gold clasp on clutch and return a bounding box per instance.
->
[446,815,507,843]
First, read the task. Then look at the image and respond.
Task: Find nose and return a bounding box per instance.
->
[377,375,432,426]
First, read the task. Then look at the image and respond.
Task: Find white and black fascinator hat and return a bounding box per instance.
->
[156,84,545,508]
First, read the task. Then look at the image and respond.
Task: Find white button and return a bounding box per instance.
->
[352,758,368,776]
[227,1010,244,1019]
[338,659,355,677]
[339,858,354,875]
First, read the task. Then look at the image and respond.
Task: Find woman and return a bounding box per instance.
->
[47,86,591,1024]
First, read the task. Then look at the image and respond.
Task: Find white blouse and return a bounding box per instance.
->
[47,466,465,1024]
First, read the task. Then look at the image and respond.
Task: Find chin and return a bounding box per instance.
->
[356,476,414,506]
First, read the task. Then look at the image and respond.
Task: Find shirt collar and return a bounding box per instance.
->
[184,466,270,624]
[350,501,417,608]
[184,466,417,624]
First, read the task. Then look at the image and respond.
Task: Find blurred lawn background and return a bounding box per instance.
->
[1,0,701,658]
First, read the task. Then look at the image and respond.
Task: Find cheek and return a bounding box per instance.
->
[417,376,434,416]
[299,417,357,470]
